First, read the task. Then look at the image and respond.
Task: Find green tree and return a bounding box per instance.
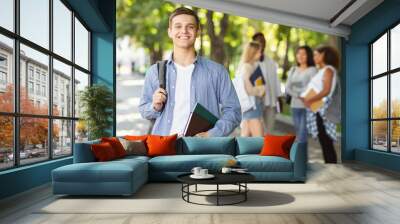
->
[116,0,335,80]
[117,0,175,64]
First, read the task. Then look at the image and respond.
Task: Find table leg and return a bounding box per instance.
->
[245,183,247,201]
[195,184,198,192]
[217,184,219,206]
[187,184,190,202]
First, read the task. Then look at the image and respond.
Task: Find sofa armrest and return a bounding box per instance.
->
[73,140,100,163]
[289,142,308,181]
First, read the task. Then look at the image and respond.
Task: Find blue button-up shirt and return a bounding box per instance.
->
[139,56,241,137]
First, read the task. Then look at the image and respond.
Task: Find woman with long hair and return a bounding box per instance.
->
[234,41,265,137]
[286,46,318,144]
[301,46,340,163]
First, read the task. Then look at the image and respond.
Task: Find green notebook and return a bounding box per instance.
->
[183,103,218,136]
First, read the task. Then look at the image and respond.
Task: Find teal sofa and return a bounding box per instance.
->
[52,137,307,196]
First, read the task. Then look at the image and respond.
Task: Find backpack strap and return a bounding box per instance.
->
[156,60,168,112]
[157,60,168,89]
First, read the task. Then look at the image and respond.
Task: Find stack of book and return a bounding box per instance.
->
[183,103,218,136]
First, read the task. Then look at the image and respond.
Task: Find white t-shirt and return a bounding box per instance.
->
[169,63,195,136]
[301,65,337,101]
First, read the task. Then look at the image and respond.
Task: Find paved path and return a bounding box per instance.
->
[116,73,151,136]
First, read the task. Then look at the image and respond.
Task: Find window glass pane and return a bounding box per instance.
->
[372,121,388,151]
[0,0,14,31]
[53,119,72,157]
[74,69,89,118]
[20,0,49,49]
[391,72,400,118]
[0,116,13,170]
[74,18,89,70]
[372,77,387,119]
[20,117,49,165]
[53,59,72,117]
[372,33,387,76]
[391,24,400,70]
[20,44,49,115]
[0,35,14,113]
[391,120,400,153]
[75,120,88,143]
[53,0,72,60]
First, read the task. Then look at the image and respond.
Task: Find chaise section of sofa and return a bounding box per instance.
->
[52,140,149,196]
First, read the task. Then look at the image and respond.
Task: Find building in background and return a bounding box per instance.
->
[0,41,74,156]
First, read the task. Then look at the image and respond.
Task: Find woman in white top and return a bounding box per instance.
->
[234,42,265,137]
[285,46,318,144]
[300,46,340,163]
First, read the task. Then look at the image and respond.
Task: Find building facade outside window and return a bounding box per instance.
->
[0,0,91,170]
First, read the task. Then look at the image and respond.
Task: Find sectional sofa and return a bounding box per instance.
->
[52,137,307,196]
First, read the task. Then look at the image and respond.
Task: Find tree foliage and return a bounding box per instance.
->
[372,99,400,140]
[0,85,59,149]
[117,0,175,64]
[116,0,335,78]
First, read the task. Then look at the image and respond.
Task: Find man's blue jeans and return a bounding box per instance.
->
[292,108,308,143]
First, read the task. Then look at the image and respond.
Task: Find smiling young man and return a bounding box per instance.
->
[139,7,241,137]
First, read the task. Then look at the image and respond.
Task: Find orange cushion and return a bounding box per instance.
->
[124,135,148,141]
[146,134,178,157]
[91,142,117,162]
[101,137,127,158]
[259,134,296,159]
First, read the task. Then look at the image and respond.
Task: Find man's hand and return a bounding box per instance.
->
[152,88,167,111]
[195,132,209,138]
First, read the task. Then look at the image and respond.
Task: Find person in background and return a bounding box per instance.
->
[234,42,265,137]
[301,46,340,163]
[285,46,317,143]
[252,33,282,134]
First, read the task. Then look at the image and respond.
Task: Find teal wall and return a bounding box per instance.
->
[0,0,116,200]
[343,0,400,171]
[0,158,72,199]
[91,0,116,135]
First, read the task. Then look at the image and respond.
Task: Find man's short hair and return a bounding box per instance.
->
[169,7,200,28]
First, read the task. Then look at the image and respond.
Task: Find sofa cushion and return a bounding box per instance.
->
[236,137,263,155]
[236,155,293,172]
[53,158,147,183]
[91,142,118,161]
[101,137,127,158]
[260,135,296,159]
[119,138,147,156]
[179,137,235,155]
[147,134,178,157]
[124,135,149,141]
[149,154,235,172]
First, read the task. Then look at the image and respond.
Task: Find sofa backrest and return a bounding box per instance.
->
[235,137,263,155]
[73,139,100,163]
[178,137,236,155]
[74,137,268,161]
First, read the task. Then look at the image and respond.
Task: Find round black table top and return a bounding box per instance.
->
[177,172,255,185]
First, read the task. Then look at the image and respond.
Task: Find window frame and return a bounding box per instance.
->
[370,20,400,154]
[0,0,92,171]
